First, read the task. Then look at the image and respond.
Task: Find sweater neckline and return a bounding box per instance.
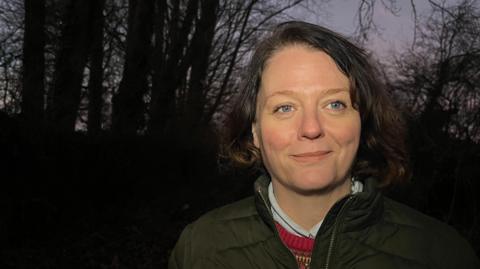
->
[274,222,315,252]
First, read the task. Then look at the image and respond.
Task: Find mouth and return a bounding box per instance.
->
[290,151,332,162]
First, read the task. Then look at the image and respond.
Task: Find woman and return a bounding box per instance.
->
[169,21,479,269]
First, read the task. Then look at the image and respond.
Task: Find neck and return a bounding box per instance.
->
[272,179,351,230]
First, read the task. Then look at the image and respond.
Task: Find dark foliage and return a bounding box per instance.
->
[0,116,255,268]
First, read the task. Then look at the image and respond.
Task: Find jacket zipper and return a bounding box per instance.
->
[257,188,355,269]
[257,188,302,269]
[323,195,354,269]
[257,188,273,216]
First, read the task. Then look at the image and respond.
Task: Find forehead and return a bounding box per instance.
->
[260,45,350,97]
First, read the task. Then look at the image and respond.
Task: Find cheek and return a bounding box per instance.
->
[260,122,294,153]
[329,116,361,151]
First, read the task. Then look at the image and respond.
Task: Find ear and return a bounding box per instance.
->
[251,123,260,148]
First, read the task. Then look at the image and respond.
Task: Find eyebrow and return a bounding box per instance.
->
[264,88,349,100]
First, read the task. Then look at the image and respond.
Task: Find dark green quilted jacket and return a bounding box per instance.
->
[169,176,480,269]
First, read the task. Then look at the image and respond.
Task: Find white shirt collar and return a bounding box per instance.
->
[268,179,364,238]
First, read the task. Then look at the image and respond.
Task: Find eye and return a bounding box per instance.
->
[326,100,346,110]
[274,104,294,113]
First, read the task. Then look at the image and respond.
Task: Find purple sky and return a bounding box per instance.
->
[286,0,455,59]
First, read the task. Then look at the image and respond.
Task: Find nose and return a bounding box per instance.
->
[299,109,324,140]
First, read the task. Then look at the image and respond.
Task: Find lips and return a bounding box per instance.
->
[290,150,332,162]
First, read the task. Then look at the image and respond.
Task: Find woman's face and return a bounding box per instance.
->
[252,45,361,195]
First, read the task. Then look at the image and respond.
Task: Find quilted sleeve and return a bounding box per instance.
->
[168,224,193,269]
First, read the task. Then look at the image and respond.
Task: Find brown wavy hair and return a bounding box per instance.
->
[222,21,410,187]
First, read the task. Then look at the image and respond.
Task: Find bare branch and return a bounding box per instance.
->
[410,0,418,50]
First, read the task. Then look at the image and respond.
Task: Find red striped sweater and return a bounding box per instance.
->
[275,222,315,269]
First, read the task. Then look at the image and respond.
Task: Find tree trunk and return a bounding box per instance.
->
[148,0,198,134]
[21,0,45,127]
[184,0,219,129]
[148,0,166,135]
[87,0,106,135]
[112,0,154,135]
[47,0,95,133]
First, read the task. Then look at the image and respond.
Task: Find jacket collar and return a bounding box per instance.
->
[253,174,383,234]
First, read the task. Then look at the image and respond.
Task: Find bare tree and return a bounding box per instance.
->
[390,0,480,143]
[0,0,23,114]
[111,0,154,135]
[183,0,220,130]
[147,0,308,136]
[21,0,45,126]
[148,0,200,134]
[97,0,128,130]
[353,0,420,44]
[47,0,100,132]
[87,0,106,135]
[201,0,307,126]
[385,1,480,237]
[2,0,420,136]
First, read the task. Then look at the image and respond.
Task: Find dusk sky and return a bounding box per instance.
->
[287,0,460,59]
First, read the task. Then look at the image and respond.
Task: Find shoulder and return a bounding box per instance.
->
[169,196,272,268]
[383,197,453,233]
[189,196,270,247]
[381,197,479,268]
[194,196,258,225]
[382,197,464,240]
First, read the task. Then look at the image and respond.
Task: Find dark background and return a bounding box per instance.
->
[0,0,479,268]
